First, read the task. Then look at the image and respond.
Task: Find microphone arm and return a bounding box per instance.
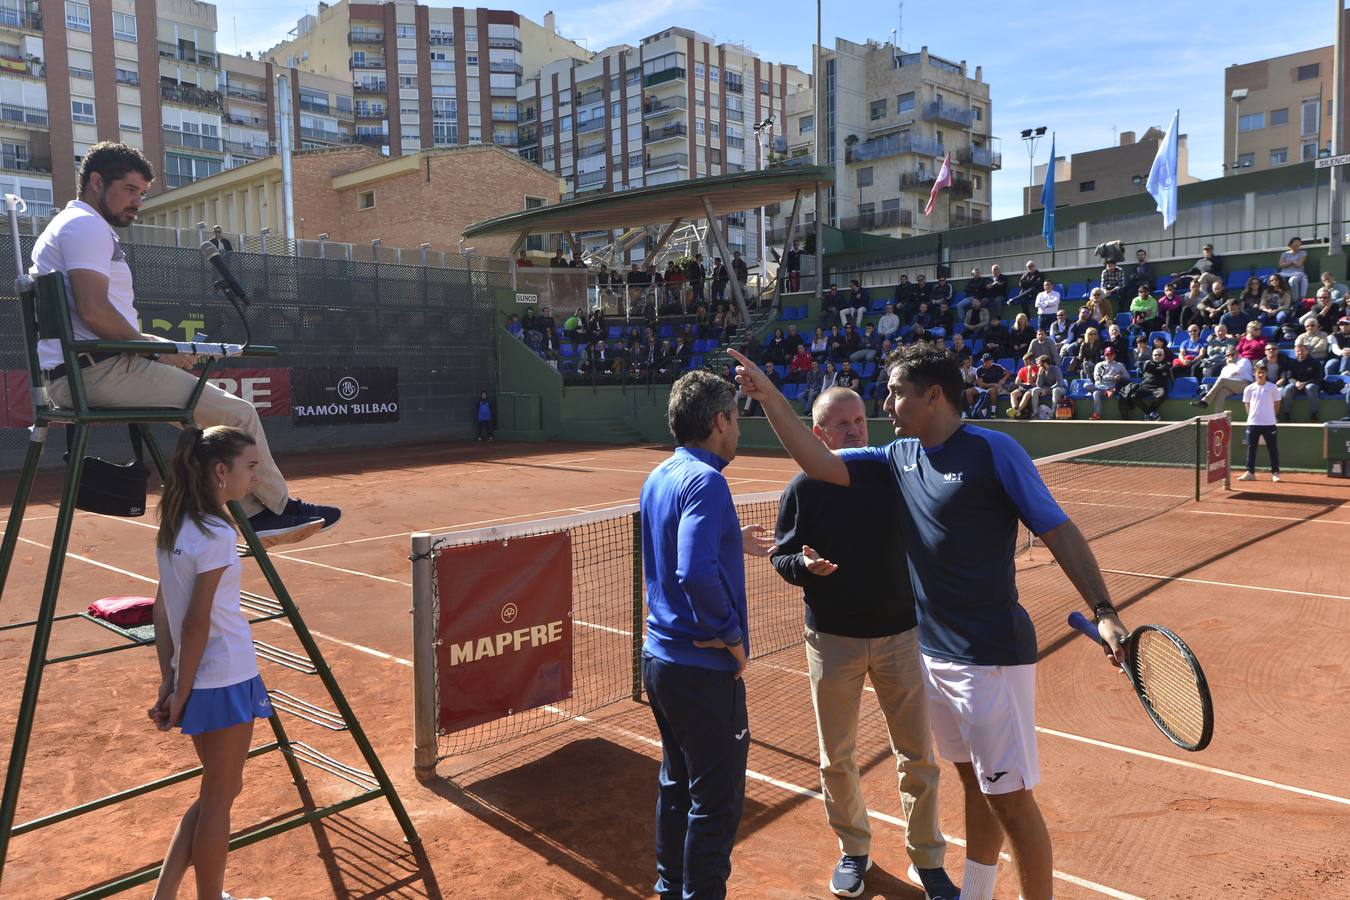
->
[199,241,251,306]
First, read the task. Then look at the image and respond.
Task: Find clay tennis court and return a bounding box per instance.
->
[1,438,1347,898]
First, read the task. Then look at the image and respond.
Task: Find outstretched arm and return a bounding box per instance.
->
[728,349,850,486]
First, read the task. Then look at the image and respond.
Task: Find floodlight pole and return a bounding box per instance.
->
[1331,0,1345,257]
[813,0,824,301]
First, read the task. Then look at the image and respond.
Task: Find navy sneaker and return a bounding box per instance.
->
[907,864,960,900]
[830,855,872,898]
[246,509,324,547]
[283,498,341,532]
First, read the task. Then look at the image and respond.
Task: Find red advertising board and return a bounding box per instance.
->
[1207,416,1231,483]
[434,531,573,734]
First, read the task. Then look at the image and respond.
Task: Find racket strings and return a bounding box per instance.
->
[1133,631,1207,745]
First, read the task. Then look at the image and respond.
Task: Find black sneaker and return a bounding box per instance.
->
[247,509,325,547]
[283,498,341,532]
[830,855,871,897]
[1188,399,1207,408]
[908,864,960,900]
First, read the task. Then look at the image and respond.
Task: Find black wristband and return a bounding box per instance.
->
[722,636,744,648]
[1092,602,1118,619]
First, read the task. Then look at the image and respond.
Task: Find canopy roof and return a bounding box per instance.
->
[463,166,833,238]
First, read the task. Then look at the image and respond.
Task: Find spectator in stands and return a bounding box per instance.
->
[1319,270,1348,304]
[1129,284,1160,333]
[1236,276,1264,315]
[1186,243,1225,294]
[957,267,986,313]
[1128,334,1150,373]
[1089,346,1130,420]
[1065,326,1104,377]
[1031,354,1068,417]
[209,225,232,254]
[1208,280,1230,315]
[580,339,615,379]
[810,326,829,362]
[732,251,749,298]
[1049,308,1072,347]
[1174,324,1206,373]
[1261,344,1286,383]
[1009,313,1035,361]
[842,280,870,326]
[928,274,952,308]
[514,249,531,267]
[1150,335,1173,364]
[1017,262,1045,319]
[1301,289,1343,333]
[837,359,863,395]
[1219,299,1252,336]
[1069,305,1100,345]
[1122,347,1172,421]
[1278,237,1308,302]
[870,346,895,416]
[1239,362,1281,481]
[673,334,693,368]
[1191,348,1253,409]
[949,332,973,366]
[820,284,843,327]
[840,323,862,362]
[789,343,814,383]
[785,240,802,292]
[506,313,523,339]
[877,303,901,341]
[785,324,805,355]
[690,253,707,305]
[1295,317,1331,362]
[1128,249,1154,297]
[933,299,957,335]
[983,315,1013,360]
[1156,281,1186,332]
[911,301,935,331]
[1188,278,1219,326]
[764,328,790,366]
[550,248,568,268]
[1083,287,1112,324]
[1027,327,1058,366]
[907,321,938,344]
[538,326,561,365]
[1034,278,1061,331]
[1099,258,1127,309]
[827,325,847,362]
[985,264,1009,314]
[1328,317,1350,377]
[1277,343,1327,421]
[969,353,1008,417]
[1259,274,1294,328]
[1007,353,1041,418]
[853,323,882,363]
[893,275,916,319]
[957,356,979,414]
[475,390,496,440]
[1236,319,1267,362]
[963,297,991,340]
[1198,323,1237,378]
[800,359,828,413]
[912,273,932,306]
[712,257,729,302]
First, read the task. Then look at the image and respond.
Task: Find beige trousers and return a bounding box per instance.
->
[805,626,946,867]
[49,355,288,516]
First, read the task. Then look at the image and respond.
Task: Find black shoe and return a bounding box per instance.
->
[247,509,325,547]
[908,865,961,900]
[1188,399,1207,408]
[830,855,871,897]
[283,497,342,532]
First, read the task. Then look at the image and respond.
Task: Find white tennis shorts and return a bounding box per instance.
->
[921,655,1039,795]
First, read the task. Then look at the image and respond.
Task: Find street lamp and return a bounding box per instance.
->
[1020,126,1047,189]
[753,114,775,293]
[1230,88,1249,173]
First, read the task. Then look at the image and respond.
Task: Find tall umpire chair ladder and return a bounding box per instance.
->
[0,203,420,895]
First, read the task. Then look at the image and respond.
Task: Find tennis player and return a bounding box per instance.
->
[639,369,772,900]
[149,426,274,900]
[730,345,1128,900]
[770,387,956,899]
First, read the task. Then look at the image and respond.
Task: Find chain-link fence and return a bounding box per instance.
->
[0,238,502,471]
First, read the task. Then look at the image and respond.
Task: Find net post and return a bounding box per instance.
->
[1222,410,1233,491]
[1194,415,1202,502]
[410,532,438,782]
[630,510,643,702]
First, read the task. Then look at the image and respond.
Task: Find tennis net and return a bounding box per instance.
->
[411,414,1229,767]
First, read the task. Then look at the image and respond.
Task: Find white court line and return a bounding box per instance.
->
[1184,508,1350,526]
[1099,567,1350,603]
[270,552,411,587]
[573,619,631,637]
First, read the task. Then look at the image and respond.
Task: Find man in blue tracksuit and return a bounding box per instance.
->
[640,369,752,900]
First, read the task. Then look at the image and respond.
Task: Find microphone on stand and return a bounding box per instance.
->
[199,241,251,305]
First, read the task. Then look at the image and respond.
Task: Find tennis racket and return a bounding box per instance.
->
[1067,612,1214,752]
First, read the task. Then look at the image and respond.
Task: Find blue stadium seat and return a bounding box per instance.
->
[774,364,789,380]
[692,355,703,369]
[607,325,623,339]
[1149,330,1171,347]
[930,327,946,340]
[1198,327,1214,343]
[997,357,1016,373]
[970,339,984,354]
[862,361,877,378]
[1253,267,1276,280]
[1088,280,1102,294]
[952,292,967,305]
[561,359,578,373]
[1226,270,1250,290]
[1261,326,1278,340]
[1156,275,1176,291]
[1169,376,1199,398]
[1069,379,1092,399]
[863,381,878,399]
[658,325,674,338]
[1201,376,1218,389]
[1115,312,1133,330]
[950,322,964,335]
[1066,282,1088,300]
[782,383,801,400]
[870,298,887,313]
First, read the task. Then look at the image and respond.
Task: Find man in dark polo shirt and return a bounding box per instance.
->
[770,387,953,899]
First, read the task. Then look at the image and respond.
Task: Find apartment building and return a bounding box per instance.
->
[1022,128,1198,214]
[263,0,590,156]
[1224,43,1340,174]
[771,40,996,242]
[516,26,810,261]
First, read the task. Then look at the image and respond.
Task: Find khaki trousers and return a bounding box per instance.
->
[805,626,945,867]
[49,355,288,516]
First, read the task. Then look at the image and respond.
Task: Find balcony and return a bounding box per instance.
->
[488,37,522,51]
[949,209,986,228]
[644,122,687,144]
[0,10,42,32]
[489,83,517,97]
[0,102,48,128]
[351,57,386,70]
[847,132,943,163]
[643,67,685,88]
[577,170,607,191]
[353,133,389,147]
[300,126,350,143]
[725,76,744,94]
[577,117,606,135]
[576,88,604,108]
[493,133,519,148]
[162,128,224,154]
[0,54,44,79]
[348,30,384,44]
[490,60,524,77]
[956,144,1002,169]
[225,111,265,127]
[839,208,913,231]
[0,151,51,175]
[298,98,332,116]
[353,81,387,95]
[517,126,537,147]
[492,107,519,122]
[224,139,270,158]
[899,170,974,199]
[226,84,266,103]
[520,107,536,123]
[921,99,974,127]
[644,95,687,119]
[354,104,387,119]
[115,70,139,87]
[157,42,216,68]
[160,82,223,112]
[646,151,688,171]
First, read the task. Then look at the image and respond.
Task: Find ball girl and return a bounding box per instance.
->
[149,426,273,899]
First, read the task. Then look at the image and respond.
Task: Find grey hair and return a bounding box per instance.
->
[667,369,736,445]
[811,386,864,427]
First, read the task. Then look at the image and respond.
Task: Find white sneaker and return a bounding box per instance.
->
[1272,473,1282,482]
[1237,472,1255,481]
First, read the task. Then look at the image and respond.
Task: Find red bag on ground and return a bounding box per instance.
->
[87,596,155,628]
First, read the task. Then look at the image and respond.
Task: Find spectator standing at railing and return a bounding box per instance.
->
[1191,348,1252,409]
[1017,262,1044,319]
[877,303,901,341]
[1033,279,1060,331]
[516,250,533,267]
[1277,343,1327,422]
[732,251,749,297]
[691,253,707,306]
[550,248,568,267]
[1089,347,1130,420]
[712,257,729,302]
[785,240,803,293]
[1278,237,1308,302]
[1295,318,1331,362]
[208,225,232,254]
[842,280,870,326]
[1099,258,1127,309]
[1127,249,1154,297]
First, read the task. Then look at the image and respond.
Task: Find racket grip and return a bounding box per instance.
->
[1067,611,1102,643]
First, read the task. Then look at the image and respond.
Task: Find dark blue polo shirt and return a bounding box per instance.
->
[840,425,1068,666]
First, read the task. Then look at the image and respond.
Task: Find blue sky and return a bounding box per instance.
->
[213,0,1338,218]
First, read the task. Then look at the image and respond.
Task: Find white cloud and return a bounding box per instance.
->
[555,0,697,52]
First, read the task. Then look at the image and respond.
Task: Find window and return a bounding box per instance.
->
[869,99,887,120]
[856,166,873,187]
[1270,107,1289,126]
[1270,147,1288,165]
[896,92,915,114]
[972,105,983,121]
[1238,112,1264,132]
[64,1,90,31]
[115,67,139,86]
[112,11,136,40]
[399,75,416,88]
[357,190,375,210]
[1302,99,1320,135]
[628,150,642,168]
[1079,180,1095,192]
[1236,152,1255,168]
[396,24,415,38]
[799,114,813,133]
[1301,142,1318,162]
[465,55,478,67]
[1296,63,1320,81]
[973,174,983,189]
[71,99,95,124]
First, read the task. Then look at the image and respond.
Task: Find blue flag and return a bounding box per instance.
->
[1040,136,1055,250]
[1147,111,1180,229]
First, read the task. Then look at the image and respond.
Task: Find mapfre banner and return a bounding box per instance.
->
[1207,416,1231,483]
[434,531,573,734]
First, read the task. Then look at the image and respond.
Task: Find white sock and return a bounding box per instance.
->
[962,859,998,900]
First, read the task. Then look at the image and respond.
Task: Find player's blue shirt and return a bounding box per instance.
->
[840,425,1068,666]
[640,446,747,672]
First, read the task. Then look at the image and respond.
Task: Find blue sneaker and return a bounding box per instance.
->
[246,509,324,547]
[908,864,960,900]
[283,498,341,532]
[830,855,872,897]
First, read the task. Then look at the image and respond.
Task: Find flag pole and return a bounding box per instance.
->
[1172,110,1179,257]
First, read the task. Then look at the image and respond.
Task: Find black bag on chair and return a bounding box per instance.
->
[65,425,150,518]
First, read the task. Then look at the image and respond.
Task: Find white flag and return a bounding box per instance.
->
[1147,112,1179,230]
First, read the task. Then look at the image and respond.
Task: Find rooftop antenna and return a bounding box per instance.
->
[897,1,903,51]
[233,16,239,56]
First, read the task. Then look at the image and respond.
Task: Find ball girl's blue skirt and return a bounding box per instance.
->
[180,674,272,735]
